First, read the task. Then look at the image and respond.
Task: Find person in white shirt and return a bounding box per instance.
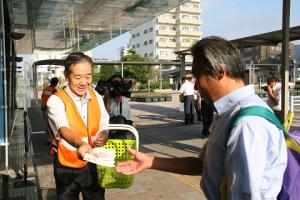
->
[266,76,282,120]
[179,76,195,124]
[116,36,287,200]
[47,52,109,200]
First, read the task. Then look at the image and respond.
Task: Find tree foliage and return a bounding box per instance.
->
[122,49,155,83]
[92,65,119,84]
[92,49,158,84]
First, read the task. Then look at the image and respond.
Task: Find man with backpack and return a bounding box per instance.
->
[116,37,290,199]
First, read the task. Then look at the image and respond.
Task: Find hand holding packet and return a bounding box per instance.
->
[83,148,116,167]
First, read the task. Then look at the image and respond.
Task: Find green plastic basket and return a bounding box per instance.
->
[96,124,139,189]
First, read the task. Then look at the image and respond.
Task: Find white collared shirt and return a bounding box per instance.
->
[47,86,109,141]
[200,85,287,200]
[267,82,282,111]
[179,81,195,96]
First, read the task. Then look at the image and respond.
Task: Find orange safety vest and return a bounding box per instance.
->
[55,87,101,168]
[41,86,57,109]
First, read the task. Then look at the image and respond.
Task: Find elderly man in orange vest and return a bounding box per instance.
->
[47,52,109,200]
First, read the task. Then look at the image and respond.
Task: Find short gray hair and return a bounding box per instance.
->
[191,36,245,81]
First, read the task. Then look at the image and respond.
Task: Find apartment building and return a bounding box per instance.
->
[129,0,202,61]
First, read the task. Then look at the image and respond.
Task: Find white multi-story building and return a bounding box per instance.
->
[129,0,202,61]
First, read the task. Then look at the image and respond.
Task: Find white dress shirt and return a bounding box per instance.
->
[199,85,287,200]
[179,81,195,96]
[47,86,109,150]
[109,96,133,121]
[267,82,282,111]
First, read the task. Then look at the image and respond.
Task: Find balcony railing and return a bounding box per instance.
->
[157,18,176,24]
[177,18,201,25]
[157,30,176,36]
[178,30,201,36]
[177,41,193,48]
[157,54,177,60]
[177,6,200,14]
[157,41,177,48]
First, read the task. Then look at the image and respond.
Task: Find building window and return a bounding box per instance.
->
[191,27,199,31]
[159,26,166,30]
[144,29,148,34]
[170,26,176,31]
[192,16,199,20]
[149,39,153,44]
[144,41,148,46]
[169,38,176,42]
[159,38,166,42]
[150,52,154,57]
[132,45,135,48]
[182,38,190,42]
[136,33,140,37]
[132,34,135,38]
[182,26,189,31]
[149,27,153,32]
[137,43,140,47]
[182,15,189,19]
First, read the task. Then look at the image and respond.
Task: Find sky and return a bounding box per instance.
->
[90,0,300,61]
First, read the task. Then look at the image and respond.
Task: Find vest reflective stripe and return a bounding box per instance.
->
[43,90,54,95]
[55,87,101,168]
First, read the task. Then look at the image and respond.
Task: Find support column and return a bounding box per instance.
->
[180,54,186,79]
[159,63,162,91]
[121,62,124,78]
[281,0,290,123]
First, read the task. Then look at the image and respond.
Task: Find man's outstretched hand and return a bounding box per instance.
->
[116,147,154,175]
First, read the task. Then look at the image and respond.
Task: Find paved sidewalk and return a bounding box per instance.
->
[28,93,208,200]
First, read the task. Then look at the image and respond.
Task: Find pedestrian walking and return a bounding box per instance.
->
[179,76,195,124]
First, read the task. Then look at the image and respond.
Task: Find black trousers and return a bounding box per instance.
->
[184,95,195,124]
[54,156,105,200]
[201,100,214,136]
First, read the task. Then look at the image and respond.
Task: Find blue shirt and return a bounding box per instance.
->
[199,85,287,200]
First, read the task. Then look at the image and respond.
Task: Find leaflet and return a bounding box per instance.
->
[83,148,116,167]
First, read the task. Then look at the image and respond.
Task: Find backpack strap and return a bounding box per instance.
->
[230,106,286,134]
[230,106,300,153]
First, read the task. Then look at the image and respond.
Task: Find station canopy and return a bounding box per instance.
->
[10,0,189,54]
[231,25,300,48]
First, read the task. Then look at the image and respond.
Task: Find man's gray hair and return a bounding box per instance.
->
[191,36,245,81]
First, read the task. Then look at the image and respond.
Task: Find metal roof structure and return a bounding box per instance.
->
[231,25,300,48]
[33,59,192,67]
[10,0,188,54]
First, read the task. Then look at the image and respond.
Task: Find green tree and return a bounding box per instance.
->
[92,65,120,84]
[121,49,155,83]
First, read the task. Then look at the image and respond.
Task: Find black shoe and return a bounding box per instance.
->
[197,113,202,121]
[200,135,208,139]
[201,130,210,138]
[185,114,191,125]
